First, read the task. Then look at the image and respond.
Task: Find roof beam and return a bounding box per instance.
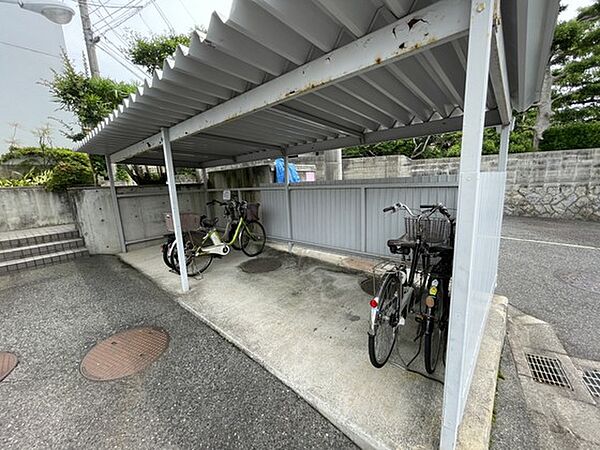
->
[490,5,513,125]
[110,0,470,163]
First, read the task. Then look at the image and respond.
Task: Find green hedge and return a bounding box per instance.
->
[0,147,94,191]
[540,122,600,151]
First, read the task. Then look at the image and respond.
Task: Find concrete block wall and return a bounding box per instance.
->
[340,149,600,221]
[0,187,75,232]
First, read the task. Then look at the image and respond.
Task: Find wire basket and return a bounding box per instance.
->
[165,213,201,232]
[404,217,451,243]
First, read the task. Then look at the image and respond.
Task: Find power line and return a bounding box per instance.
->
[96,41,145,80]
[152,0,175,33]
[177,0,197,24]
[0,40,61,58]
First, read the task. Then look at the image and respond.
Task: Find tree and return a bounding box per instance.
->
[550,1,600,125]
[43,55,137,142]
[127,33,191,74]
[43,55,137,183]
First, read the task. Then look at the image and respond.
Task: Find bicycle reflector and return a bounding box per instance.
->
[370,298,378,308]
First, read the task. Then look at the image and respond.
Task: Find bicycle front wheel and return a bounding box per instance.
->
[240,220,266,257]
[424,279,446,374]
[170,242,213,276]
[368,272,402,368]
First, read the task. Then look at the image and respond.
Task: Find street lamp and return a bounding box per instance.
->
[0,0,75,24]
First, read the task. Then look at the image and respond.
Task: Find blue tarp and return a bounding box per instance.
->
[275,157,301,183]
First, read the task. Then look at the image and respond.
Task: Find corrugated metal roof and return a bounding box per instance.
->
[76,0,559,167]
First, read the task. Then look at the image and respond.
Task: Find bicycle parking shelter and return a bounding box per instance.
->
[76,0,559,448]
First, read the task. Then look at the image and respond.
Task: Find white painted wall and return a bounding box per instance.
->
[0,4,75,152]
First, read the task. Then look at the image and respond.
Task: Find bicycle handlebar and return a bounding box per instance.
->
[383,202,453,220]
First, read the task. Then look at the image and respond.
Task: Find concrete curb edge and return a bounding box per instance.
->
[456,295,509,449]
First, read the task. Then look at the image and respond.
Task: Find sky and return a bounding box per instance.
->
[60,0,594,83]
[61,0,233,83]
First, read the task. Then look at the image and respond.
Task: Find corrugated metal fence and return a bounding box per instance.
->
[209,175,459,258]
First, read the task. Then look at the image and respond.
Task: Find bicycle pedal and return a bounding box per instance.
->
[414,315,423,323]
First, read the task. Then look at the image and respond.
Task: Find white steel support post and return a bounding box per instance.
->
[284,155,293,252]
[497,122,511,172]
[441,1,495,449]
[105,155,126,253]
[161,128,189,293]
[201,168,211,219]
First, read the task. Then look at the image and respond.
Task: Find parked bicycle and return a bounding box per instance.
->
[368,202,455,374]
[161,199,244,271]
[169,199,266,276]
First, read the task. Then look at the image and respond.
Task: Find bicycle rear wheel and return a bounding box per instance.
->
[170,240,213,276]
[368,272,402,368]
[424,279,446,374]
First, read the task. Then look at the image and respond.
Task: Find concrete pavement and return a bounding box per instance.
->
[491,216,600,449]
[0,256,355,449]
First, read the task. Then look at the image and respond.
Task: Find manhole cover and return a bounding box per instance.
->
[81,327,169,381]
[582,369,600,398]
[239,257,282,274]
[0,352,18,382]
[556,268,600,295]
[525,353,572,389]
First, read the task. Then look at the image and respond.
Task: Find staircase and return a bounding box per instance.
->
[0,224,88,274]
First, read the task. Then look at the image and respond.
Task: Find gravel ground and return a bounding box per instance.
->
[0,256,356,449]
[491,216,600,449]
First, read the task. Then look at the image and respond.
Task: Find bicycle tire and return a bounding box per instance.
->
[424,279,446,374]
[240,220,266,257]
[368,272,402,368]
[162,236,175,269]
[170,242,213,276]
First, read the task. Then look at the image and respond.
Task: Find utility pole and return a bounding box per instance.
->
[77,0,100,77]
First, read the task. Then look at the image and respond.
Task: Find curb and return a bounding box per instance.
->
[457,295,509,450]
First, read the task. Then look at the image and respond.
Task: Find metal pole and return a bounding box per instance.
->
[497,122,511,172]
[105,155,126,253]
[77,0,100,77]
[201,168,211,219]
[441,1,494,448]
[284,155,293,251]
[161,128,189,292]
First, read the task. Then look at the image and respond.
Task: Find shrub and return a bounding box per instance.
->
[539,122,600,150]
[45,161,94,191]
[0,147,94,190]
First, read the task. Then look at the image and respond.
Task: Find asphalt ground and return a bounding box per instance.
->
[491,215,600,449]
[0,256,356,449]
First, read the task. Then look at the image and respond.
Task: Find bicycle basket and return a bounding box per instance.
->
[244,203,260,221]
[165,212,201,232]
[404,217,451,243]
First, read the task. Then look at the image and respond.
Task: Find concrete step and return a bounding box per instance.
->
[0,248,89,274]
[0,238,85,262]
[0,224,80,251]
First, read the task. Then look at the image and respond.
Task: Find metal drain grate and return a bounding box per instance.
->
[525,353,572,389]
[582,369,600,397]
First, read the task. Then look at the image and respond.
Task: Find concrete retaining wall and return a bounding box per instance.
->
[336,149,600,221]
[70,185,206,254]
[0,187,75,232]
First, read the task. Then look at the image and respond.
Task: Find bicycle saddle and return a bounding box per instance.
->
[201,216,218,228]
[387,235,416,253]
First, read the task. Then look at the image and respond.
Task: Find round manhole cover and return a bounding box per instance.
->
[556,268,600,295]
[81,327,169,381]
[239,257,282,274]
[0,352,18,383]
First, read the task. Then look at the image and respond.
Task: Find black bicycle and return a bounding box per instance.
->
[368,202,455,374]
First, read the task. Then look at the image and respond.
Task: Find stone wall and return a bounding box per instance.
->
[338,149,600,221]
